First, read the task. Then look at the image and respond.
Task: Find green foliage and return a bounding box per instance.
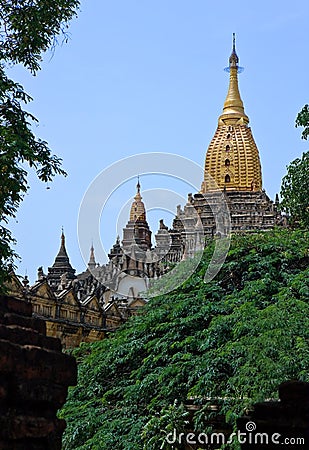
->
[0,0,79,289]
[279,104,309,228]
[60,229,309,450]
[0,0,79,73]
[295,104,309,140]
[280,151,309,228]
[142,402,189,450]
[0,66,66,285]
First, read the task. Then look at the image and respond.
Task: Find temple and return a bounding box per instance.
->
[8,36,283,347]
[169,35,280,248]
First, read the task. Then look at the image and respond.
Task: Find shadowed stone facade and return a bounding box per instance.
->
[237,381,309,449]
[0,295,77,449]
[182,381,308,449]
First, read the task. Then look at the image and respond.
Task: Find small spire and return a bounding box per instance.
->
[47,229,76,290]
[55,228,69,260]
[275,193,280,205]
[61,227,65,247]
[88,242,96,270]
[134,176,142,202]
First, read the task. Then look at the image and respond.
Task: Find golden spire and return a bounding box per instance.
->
[129,177,146,221]
[201,35,263,193]
[219,33,249,125]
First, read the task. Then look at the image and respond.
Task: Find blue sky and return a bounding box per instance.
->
[8,0,309,282]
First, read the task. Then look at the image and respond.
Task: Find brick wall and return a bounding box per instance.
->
[0,295,77,450]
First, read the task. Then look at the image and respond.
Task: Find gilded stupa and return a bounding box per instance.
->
[168,34,280,246]
[129,178,146,222]
[201,34,262,193]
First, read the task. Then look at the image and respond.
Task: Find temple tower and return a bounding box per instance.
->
[201,34,262,193]
[47,230,76,290]
[122,179,152,252]
[168,35,279,242]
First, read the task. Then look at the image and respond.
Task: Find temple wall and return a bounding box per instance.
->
[0,295,77,450]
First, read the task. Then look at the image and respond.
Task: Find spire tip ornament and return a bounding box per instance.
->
[224,33,244,73]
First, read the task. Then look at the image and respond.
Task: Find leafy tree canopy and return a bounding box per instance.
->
[279,105,309,228]
[60,229,309,450]
[280,151,309,228]
[0,0,79,287]
[296,104,309,140]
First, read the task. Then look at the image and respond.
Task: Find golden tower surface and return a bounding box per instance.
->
[201,35,262,193]
[129,178,146,222]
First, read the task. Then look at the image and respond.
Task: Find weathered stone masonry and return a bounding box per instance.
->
[0,295,77,450]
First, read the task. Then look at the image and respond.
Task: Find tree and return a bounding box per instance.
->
[295,104,309,140]
[0,0,80,287]
[280,104,309,228]
[280,151,309,228]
